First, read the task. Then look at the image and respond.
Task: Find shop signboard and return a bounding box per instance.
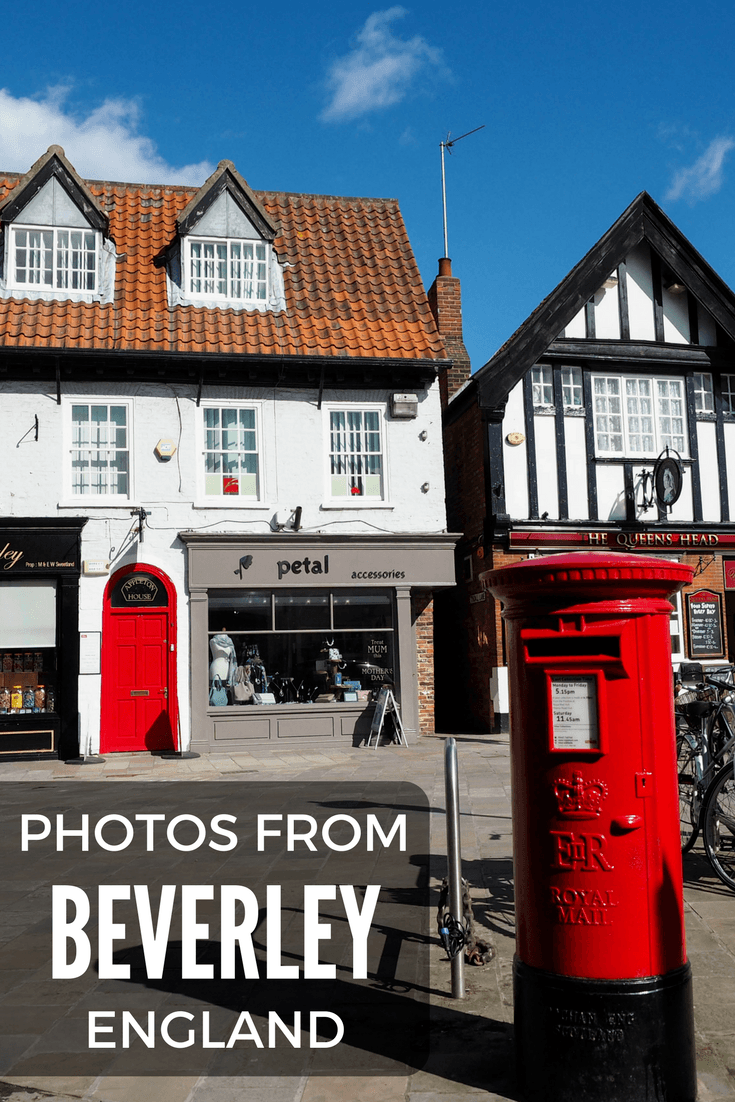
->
[0,528,81,574]
[686,589,724,658]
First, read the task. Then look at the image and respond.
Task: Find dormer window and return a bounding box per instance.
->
[10,226,98,292]
[186,237,267,303]
[0,146,113,305]
[165,160,285,313]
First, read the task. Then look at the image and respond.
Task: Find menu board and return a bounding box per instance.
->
[550,676,600,750]
[687,590,724,658]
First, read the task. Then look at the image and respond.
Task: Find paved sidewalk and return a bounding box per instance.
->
[0,733,733,1100]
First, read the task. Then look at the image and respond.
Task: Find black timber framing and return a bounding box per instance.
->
[522,374,539,519]
[617,262,630,340]
[475,191,735,410]
[684,373,704,523]
[582,371,598,521]
[552,365,569,518]
[714,373,730,523]
[484,405,508,540]
[584,300,596,340]
[545,341,729,368]
[651,252,665,343]
[688,292,699,346]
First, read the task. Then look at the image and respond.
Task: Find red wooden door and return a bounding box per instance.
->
[101,567,176,753]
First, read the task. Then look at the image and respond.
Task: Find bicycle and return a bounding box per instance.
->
[702,763,735,891]
[675,667,735,855]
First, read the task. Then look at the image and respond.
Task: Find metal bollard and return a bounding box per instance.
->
[444,736,465,998]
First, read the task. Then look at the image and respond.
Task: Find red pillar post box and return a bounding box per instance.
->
[484,552,696,1102]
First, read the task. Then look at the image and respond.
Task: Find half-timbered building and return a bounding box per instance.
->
[438,192,735,733]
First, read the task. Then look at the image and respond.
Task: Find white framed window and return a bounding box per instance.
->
[328,408,384,500]
[185,238,268,303]
[561,366,583,408]
[592,374,687,457]
[10,225,98,292]
[722,375,735,413]
[693,372,714,413]
[531,366,553,406]
[200,404,261,501]
[68,402,130,498]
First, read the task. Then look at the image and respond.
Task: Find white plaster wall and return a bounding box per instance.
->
[564,416,589,519]
[2,378,448,754]
[533,415,559,519]
[724,423,735,513]
[593,282,620,339]
[502,381,529,518]
[597,464,626,521]
[697,421,721,522]
[664,461,693,523]
[663,285,689,343]
[564,307,586,339]
[626,243,656,341]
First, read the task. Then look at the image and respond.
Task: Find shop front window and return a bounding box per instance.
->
[207,589,394,705]
[0,579,58,716]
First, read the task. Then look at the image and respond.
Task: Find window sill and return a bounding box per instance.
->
[57,498,135,509]
[192,500,271,510]
[320,501,394,510]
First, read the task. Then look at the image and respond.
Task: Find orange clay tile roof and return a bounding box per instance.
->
[0,174,446,362]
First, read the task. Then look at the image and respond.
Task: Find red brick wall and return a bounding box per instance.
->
[412,591,434,732]
[426,260,472,408]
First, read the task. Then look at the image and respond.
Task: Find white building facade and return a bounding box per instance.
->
[0,148,456,760]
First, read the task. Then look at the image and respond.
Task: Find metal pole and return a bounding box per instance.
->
[444,736,465,998]
[440,140,449,259]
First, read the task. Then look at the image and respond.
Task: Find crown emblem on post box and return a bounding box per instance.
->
[554,772,608,819]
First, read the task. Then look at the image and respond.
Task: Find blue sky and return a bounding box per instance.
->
[1,0,734,369]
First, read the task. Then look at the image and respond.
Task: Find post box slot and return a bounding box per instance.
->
[524,637,620,661]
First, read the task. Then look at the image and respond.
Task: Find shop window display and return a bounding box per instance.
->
[0,580,58,717]
[206,589,394,705]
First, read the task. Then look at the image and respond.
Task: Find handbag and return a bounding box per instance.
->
[233,665,254,703]
[209,676,229,707]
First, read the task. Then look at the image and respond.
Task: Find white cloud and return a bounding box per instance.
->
[321,7,444,123]
[665,135,735,204]
[0,87,213,185]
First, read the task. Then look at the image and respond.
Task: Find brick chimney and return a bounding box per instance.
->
[427,257,471,409]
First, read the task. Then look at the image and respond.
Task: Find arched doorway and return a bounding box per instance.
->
[100,564,177,752]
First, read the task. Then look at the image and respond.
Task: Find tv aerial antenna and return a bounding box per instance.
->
[440,125,485,258]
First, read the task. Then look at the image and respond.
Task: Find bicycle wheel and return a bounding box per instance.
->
[703,765,735,892]
[677,733,700,853]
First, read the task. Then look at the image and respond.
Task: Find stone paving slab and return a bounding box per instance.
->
[0,733,733,1099]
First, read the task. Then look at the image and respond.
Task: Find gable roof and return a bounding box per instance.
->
[174,160,278,241]
[0,156,445,366]
[0,145,108,234]
[470,191,735,409]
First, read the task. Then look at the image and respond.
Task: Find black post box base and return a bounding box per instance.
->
[514,958,696,1102]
